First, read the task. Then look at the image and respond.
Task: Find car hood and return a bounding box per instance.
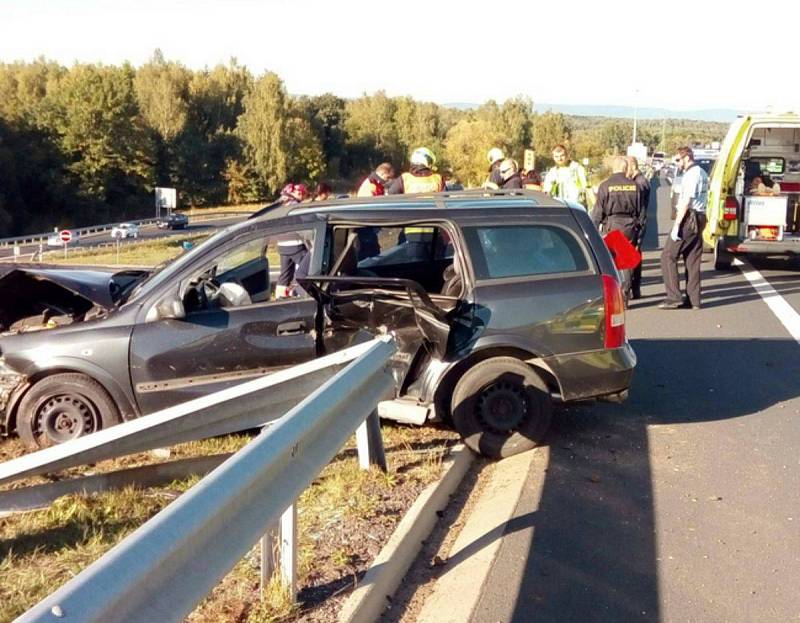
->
[0,267,149,333]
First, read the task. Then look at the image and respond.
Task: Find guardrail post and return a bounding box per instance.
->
[259,505,297,602]
[259,523,279,599]
[356,410,387,472]
[280,504,297,598]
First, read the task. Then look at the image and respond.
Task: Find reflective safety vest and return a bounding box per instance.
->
[401,171,444,194]
[404,225,435,237]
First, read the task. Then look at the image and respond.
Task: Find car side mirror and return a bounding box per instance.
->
[145,293,186,322]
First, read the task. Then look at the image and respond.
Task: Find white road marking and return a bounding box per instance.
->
[734,258,800,345]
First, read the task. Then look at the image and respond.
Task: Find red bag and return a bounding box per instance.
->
[603,230,641,270]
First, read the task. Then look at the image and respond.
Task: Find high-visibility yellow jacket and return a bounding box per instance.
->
[400,171,444,194]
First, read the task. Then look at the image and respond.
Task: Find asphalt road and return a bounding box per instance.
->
[0,216,245,261]
[472,177,800,622]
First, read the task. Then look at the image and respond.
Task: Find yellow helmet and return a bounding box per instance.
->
[410,147,436,168]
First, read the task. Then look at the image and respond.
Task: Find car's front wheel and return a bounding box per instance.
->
[451,357,552,459]
[17,373,121,449]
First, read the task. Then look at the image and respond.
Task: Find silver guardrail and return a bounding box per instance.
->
[0,219,160,248]
[0,339,378,485]
[16,335,397,623]
[0,212,255,249]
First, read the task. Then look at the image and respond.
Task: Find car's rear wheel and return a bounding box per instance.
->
[17,373,121,449]
[451,357,552,459]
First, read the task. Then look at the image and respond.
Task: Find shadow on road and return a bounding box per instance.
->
[472,336,800,622]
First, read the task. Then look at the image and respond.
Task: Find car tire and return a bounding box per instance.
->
[17,373,121,449]
[451,357,552,459]
[714,238,733,271]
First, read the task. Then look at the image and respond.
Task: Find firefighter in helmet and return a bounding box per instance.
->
[387,147,444,194]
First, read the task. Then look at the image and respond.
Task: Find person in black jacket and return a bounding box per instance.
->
[591,156,643,299]
[499,158,523,189]
[626,156,650,299]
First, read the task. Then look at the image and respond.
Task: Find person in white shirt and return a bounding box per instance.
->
[659,147,709,309]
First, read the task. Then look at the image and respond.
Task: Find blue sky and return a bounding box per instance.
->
[1,0,798,113]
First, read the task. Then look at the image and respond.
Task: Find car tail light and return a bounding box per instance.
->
[602,274,625,349]
[723,196,738,220]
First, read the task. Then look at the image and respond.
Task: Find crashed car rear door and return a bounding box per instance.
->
[128,225,322,414]
[299,222,463,393]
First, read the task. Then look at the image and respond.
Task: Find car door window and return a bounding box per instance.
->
[182,229,315,313]
[463,225,589,279]
[331,224,454,293]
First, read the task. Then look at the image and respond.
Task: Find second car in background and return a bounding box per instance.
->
[157,213,189,230]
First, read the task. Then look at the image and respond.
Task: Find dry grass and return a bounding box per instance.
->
[0,423,459,622]
[179,203,262,217]
[43,232,212,267]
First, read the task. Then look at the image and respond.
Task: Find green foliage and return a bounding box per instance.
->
[134,50,191,141]
[0,53,731,238]
[444,118,505,186]
[236,72,288,195]
[344,90,402,167]
[532,112,572,168]
[47,63,155,205]
[293,93,347,177]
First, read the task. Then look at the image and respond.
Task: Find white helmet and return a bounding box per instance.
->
[499,158,518,181]
[410,147,436,168]
[487,147,505,165]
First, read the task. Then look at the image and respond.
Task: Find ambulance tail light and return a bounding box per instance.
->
[723,196,739,220]
[602,274,625,349]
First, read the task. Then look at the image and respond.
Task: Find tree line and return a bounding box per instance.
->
[0,52,728,236]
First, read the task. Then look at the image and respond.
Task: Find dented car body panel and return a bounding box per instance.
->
[0,191,636,445]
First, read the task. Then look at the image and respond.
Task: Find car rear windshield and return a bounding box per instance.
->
[463,225,589,279]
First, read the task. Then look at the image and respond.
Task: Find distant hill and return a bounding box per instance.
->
[443,101,739,123]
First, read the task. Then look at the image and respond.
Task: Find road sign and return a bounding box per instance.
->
[524,149,535,172]
[155,188,177,209]
[59,230,72,244]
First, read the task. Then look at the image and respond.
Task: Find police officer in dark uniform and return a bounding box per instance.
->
[591,155,644,299]
[627,156,651,299]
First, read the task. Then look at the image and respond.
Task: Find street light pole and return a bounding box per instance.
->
[632,89,639,145]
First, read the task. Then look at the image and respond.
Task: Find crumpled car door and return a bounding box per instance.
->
[299,275,452,359]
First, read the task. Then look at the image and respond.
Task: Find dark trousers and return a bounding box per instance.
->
[660,213,706,306]
[278,247,308,287]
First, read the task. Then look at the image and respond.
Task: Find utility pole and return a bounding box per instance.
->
[660,118,666,152]
[632,89,639,145]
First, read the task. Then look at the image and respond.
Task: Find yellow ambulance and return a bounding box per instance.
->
[704,112,800,269]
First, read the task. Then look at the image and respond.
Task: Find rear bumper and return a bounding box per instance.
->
[544,342,637,403]
[723,236,800,256]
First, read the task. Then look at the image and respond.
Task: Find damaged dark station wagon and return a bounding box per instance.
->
[0,190,636,458]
